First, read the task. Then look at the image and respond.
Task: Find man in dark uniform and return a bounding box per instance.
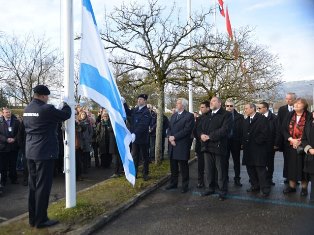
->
[258,101,278,186]
[165,98,194,193]
[124,94,151,181]
[225,99,244,187]
[23,85,71,228]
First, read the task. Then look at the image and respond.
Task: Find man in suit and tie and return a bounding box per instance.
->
[276,92,296,183]
[243,103,271,197]
[200,97,232,201]
[165,98,194,193]
[225,99,244,187]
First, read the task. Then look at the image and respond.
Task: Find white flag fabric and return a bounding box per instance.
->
[80,0,136,185]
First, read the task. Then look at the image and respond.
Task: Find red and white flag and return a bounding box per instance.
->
[225,6,233,40]
[218,0,225,17]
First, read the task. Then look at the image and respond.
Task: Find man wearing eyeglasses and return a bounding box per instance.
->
[258,102,278,186]
[225,99,244,187]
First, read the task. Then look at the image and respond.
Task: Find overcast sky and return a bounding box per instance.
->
[1,0,314,82]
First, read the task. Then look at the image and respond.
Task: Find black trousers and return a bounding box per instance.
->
[266,150,275,182]
[310,174,314,201]
[246,165,270,193]
[0,151,18,184]
[204,152,227,194]
[170,158,189,188]
[28,159,54,226]
[149,135,156,161]
[92,142,100,167]
[197,152,205,184]
[131,143,149,177]
[226,139,241,180]
[113,154,123,175]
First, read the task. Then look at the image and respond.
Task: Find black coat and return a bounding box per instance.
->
[265,110,278,152]
[124,104,151,145]
[228,109,244,142]
[194,112,209,154]
[200,108,232,156]
[301,115,314,174]
[282,110,311,180]
[96,120,118,155]
[275,105,291,149]
[0,116,20,152]
[168,110,194,161]
[23,98,71,160]
[242,112,270,166]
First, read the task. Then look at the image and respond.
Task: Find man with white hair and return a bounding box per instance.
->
[165,98,194,193]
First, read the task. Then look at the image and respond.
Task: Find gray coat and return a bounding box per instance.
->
[168,110,194,161]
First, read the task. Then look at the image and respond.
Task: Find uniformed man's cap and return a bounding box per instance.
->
[33,85,50,95]
[138,94,148,100]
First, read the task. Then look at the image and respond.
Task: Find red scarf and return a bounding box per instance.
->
[289,112,306,140]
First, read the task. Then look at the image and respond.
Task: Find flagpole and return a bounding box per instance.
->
[187,0,193,112]
[63,0,76,208]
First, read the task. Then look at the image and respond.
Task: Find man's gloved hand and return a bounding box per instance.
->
[131,133,136,143]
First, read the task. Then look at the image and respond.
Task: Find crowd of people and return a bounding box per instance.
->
[164,93,314,203]
[0,89,314,226]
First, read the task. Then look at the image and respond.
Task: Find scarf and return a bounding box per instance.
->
[289,112,306,140]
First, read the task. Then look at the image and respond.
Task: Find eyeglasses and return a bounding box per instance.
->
[225,105,233,107]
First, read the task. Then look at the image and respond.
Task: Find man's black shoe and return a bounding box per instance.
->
[36,219,59,229]
[143,175,149,181]
[234,179,242,187]
[181,187,189,193]
[218,194,226,201]
[201,190,215,196]
[246,187,260,193]
[165,184,177,190]
[261,192,270,198]
[196,183,204,188]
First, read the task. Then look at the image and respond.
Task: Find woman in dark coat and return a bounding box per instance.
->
[301,111,314,202]
[96,112,113,168]
[76,111,92,174]
[282,98,311,196]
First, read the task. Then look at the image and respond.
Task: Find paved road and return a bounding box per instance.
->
[0,160,113,223]
[95,152,314,235]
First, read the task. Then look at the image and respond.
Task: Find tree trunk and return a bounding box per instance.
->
[155,82,165,164]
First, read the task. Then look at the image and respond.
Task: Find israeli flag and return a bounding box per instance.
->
[80,0,136,185]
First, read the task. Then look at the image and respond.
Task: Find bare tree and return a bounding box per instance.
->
[101,0,219,163]
[0,33,61,105]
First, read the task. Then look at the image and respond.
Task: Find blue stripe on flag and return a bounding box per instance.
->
[82,0,97,26]
[80,63,136,177]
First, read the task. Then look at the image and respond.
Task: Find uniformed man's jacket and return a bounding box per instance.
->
[124,103,151,144]
[23,98,71,160]
[0,116,20,152]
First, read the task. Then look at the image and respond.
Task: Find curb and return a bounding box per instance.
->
[75,157,197,235]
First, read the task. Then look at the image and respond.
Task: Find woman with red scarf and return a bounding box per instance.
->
[282,98,311,196]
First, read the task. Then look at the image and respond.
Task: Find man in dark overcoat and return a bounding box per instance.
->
[194,101,210,188]
[23,85,71,228]
[124,94,152,181]
[243,103,271,197]
[258,101,278,186]
[275,92,296,182]
[225,99,244,187]
[165,98,194,193]
[200,97,232,201]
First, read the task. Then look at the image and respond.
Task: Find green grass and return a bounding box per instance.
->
[0,161,170,234]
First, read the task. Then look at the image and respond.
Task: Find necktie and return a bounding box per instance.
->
[176,113,180,121]
[250,117,253,123]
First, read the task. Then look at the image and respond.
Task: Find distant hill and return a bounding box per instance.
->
[278,80,314,99]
